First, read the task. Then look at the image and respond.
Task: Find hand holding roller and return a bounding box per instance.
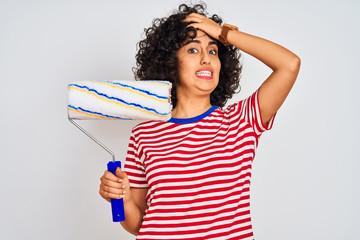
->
[67,80,172,222]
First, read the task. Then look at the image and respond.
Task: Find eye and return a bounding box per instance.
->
[188,48,198,53]
[209,49,217,55]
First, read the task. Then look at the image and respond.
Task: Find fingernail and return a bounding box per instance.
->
[119,179,122,183]
[123,190,127,194]
[122,185,126,189]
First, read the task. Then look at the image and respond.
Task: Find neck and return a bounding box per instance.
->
[172,96,212,119]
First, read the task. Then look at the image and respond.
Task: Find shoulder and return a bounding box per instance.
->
[213,100,244,117]
[210,93,259,123]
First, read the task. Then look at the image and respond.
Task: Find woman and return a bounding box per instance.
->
[99,3,300,239]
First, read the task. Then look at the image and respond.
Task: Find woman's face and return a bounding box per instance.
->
[176,30,221,99]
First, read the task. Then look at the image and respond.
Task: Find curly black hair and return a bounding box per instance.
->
[133,2,242,108]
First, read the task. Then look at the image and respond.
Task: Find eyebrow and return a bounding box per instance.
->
[184,39,218,46]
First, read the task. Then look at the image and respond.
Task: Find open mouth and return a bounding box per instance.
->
[195,69,213,79]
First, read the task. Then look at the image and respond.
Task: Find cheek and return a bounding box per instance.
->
[179,58,194,74]
[212,55,221,68]
[214,58,221,75]
[216,57,221,68]
[177,59,186,76]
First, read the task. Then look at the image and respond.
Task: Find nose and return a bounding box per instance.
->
[201,51,211,65]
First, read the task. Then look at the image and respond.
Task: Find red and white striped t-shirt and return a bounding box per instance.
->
[124,89,275,240]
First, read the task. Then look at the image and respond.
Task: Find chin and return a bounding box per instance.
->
[197,81,218,92]
[197,86,217,95]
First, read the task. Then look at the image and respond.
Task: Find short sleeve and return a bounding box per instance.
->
[237,89,276,136]
[123,131,148,188]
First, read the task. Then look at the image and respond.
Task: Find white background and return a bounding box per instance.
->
[0,0,359,239]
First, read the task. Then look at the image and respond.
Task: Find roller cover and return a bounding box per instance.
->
[67,80,172,121]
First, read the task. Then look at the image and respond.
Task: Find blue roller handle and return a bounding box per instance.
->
[107,161,125,222]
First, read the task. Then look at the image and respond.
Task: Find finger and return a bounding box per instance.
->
[102,184,123,195]
[107,192,122,199]
[187,13,206,19]
[183,13,203,22]
[99,189,111,202]
[103,170,120,182]
[100,187,123,200]
[186,23,205,33]
[115,167,128,179]
[113,188,127,196]
[183,16,201,23]
[187,23,200,29]
[101,177,123,189]
[101,176,129,191]
[186,13,207,21]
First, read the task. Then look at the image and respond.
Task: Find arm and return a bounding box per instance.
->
[185,13,301,125]
[100,168,148,236]
[120,188,148,235]
[226,30,301,125]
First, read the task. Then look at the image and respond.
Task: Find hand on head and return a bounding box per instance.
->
[183,13,222,41]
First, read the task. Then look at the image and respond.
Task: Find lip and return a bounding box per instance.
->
[195,68,213,80]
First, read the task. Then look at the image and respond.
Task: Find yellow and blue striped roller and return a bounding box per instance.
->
[67,80,172,121]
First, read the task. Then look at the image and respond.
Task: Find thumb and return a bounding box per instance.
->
[115,167,127,179]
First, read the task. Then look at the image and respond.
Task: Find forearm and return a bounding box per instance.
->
[226,30,300,71]
[120,198,144,236]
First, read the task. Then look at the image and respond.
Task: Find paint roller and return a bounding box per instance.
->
[67,80,172,222]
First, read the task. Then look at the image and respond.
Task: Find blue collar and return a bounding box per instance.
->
[168,106,219,124]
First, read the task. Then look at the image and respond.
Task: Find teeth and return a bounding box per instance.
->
[196,71,212,77]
